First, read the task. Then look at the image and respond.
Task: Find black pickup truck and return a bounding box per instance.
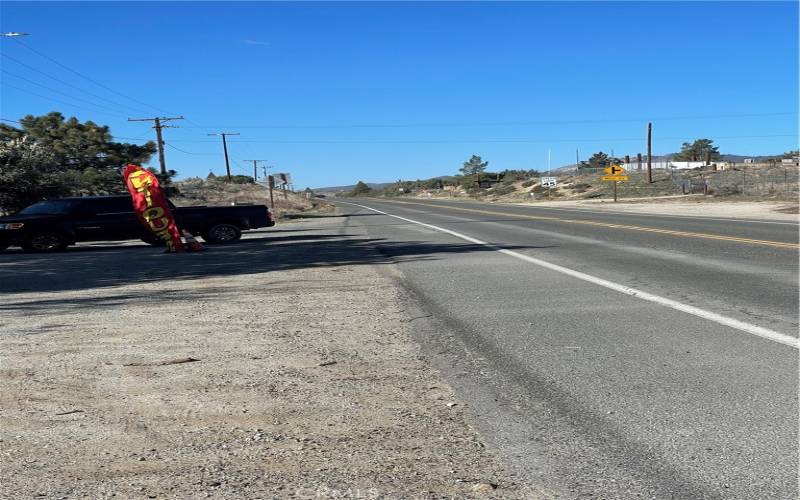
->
[0,195,274,252]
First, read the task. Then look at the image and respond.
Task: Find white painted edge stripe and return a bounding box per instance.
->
[341,201,800,350]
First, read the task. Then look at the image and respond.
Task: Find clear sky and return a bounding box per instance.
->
[1,1,797,188]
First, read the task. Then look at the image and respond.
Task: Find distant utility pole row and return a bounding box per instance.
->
[244,159,268,182]
[128,118,276,186]
[127,116,184,175]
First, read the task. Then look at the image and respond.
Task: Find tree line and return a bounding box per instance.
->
[0,112,158,213]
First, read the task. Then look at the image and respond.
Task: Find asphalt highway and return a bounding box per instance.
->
[331,198,799,499]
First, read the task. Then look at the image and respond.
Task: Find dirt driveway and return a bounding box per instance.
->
[0,216,527,499]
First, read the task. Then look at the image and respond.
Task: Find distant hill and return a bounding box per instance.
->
[314,181,395,193]
[314,176,458,193]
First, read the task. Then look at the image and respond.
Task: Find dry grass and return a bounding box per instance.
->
[407,164,799,204]
[171,178,333,219]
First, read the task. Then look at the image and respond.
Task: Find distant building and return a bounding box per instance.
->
[743,158,755,164]
[621,160,706,170]
[781,156,799,166]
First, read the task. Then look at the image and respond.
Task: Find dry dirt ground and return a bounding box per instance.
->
[170,180,333,221]
[0,217,525,499]
[508,197,799,221]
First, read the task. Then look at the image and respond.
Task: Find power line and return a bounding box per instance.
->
[2,46,233,152]
[176,112,798,130]
[232,161,254,177]
[2,82,130,119]
[0,52,152,116]
[4,38,208,129]
[1,69,146,116]
[164,141,216,156]
[112,135,154,142]
[10,37,171,116]
[162,133,796,145]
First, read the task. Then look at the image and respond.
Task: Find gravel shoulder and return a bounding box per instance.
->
[507,197,799,221]
[0,216,522,499]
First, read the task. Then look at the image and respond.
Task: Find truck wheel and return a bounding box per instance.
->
[22,232,68,252]
[0,241,9,252]
[202,223,241,244]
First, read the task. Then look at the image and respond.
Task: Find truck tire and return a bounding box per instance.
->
[22,232,68,252]
[202,223,242,244]
[0,241,9,252]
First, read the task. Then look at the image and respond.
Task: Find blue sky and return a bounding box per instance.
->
[1,1,797,188]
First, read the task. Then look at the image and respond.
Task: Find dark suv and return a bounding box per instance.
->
[0,196,275,252]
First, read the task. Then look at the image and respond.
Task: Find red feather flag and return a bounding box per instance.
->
[123,165,184,252]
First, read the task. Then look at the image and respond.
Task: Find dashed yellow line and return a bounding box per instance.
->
[372,199,800,250]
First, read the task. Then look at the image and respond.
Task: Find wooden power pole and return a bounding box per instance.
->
[128,116,184,175]
[208,132,240,182]
[260,166,275,209]
[647,122,653,183]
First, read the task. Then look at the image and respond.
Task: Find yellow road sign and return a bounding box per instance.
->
[602,175,629,182]
[604,165,625,175]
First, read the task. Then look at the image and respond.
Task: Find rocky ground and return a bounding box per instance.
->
[170,178,332,221]
[0,217,526,499]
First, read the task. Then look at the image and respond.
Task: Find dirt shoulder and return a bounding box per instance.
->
[453,196,796,222]
[0,217,521,499]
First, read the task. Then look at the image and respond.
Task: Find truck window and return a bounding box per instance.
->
[99,197,135,213]
[18,200,79,215]
[78,198,135,215]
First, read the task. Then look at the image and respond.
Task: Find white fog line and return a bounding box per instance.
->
[340,201,800,350]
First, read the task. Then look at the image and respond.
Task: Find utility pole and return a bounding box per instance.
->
[647,122,653,183]
[128,116,184,175]
[576,149,580,172]
[244,159,267,182]
[208,132,240,182]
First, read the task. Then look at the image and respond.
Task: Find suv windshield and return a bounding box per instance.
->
[18,200,79,215]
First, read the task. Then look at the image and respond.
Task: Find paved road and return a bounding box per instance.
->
[331,198,799,499]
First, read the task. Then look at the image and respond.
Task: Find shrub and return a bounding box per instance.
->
[492,184,516,196]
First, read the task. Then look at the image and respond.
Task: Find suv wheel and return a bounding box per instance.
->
[203,223,241,244]
[22,232,68,252]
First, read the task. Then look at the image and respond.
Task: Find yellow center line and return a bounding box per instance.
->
[371,199,800,250]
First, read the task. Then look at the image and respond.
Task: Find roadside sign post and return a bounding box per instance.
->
[257,176,276,209]
[268,175,275,208]
[540,177,557,199]
[602,165,628,202]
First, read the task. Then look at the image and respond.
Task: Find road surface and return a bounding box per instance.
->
[331,197,799,499]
